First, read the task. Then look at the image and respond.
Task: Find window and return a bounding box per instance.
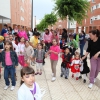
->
[97,15,100,20]
[90,19,93,24]
[20,6,24,12]
[96,5,99,9]
[95,16,97,20]
[92,0,95,3]
[21,16,24,21]
[22,0,24,3]
[93,5,96,10]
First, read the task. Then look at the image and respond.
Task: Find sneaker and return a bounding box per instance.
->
[76,77,79,80]
[94,78,96,83]
[39,72,42,75]
[35,72,39,75]
[83,79,86,83]
[72,74,74,78]
[4,86,9,90]
[60,74,63,77]
[79,76,82,79]
[10,86,15,91]
[88,83,93,89]
[51,77,56,82]
[65,76,68,79]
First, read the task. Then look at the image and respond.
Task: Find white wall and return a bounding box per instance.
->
[0,0,11,19]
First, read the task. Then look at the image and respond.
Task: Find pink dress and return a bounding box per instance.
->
[18,31,28,40]
[50,45,60,61]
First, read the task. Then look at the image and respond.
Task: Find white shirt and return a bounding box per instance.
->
[12,41,18,53]
[18,82,41,100]
[29,31,33,38]
[18,43,25,55]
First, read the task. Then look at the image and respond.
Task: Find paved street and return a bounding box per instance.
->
[0,53,100,100]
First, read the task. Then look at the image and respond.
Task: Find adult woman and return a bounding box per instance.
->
[62,28,68,42]
[82,29,100,88]
[12,25,19,34]
[18,26,28,40]
[51,30,59,45]
[29,28,33,38]
[43,29,52,51]
[8,26,13,34]
[79,31,86,56]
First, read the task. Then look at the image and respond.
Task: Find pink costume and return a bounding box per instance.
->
[18,31,28,40]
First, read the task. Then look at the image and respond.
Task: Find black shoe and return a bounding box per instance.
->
[83,79,86,83]
[60,74,63,77]
[65,76,68,79]
[79,76,82,79]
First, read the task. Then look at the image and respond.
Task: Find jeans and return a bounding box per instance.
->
[80,43,85,56]
[90,57,100,83]
[4,65,16,86]
[45,43,51,52]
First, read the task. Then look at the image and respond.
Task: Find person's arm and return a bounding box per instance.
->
[82,41,91,60]
[14,52,18,67]
[24,49,27,61]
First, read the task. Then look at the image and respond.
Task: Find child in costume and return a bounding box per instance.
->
[79,55,90,83]
[60,45,72,79]
[71,52,81,80]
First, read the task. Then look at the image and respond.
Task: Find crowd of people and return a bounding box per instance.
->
[0,24,100,100]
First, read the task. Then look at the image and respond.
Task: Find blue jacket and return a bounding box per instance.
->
[0,50,18,67]
[79,34,86,45]
[1,29,7,36]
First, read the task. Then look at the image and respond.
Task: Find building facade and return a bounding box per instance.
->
[48,18,76,34]
[0,0,32,30]
[76,0,100,33]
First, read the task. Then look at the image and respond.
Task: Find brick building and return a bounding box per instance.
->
[0,0,32,30]
[76,0,100,33]
[48,18,76,34]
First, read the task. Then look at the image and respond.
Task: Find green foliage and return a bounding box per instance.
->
[44,12,57,25]
[54,0,90,24]
[36,13,57,31]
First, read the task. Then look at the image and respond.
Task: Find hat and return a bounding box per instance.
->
[0,36,4,41]
[62,44,72,52]
[4,33,9,37]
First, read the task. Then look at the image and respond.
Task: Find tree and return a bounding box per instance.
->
[44,12,57,26]
[37,19,48,31]
[54,0,90,24]
[36,13,57,31]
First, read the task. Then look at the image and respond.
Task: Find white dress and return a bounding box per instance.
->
[18,82,41,100]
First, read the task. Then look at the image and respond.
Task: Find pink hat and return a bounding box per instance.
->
[4,33,9,37]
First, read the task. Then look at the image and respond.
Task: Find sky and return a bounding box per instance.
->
[33,0,54,28]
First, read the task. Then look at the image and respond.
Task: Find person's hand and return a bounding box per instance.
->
[20,51,22,54]
[0,50,2,53]
[49,50,53,53]
[45,54,47,58]
[15,66,18,68]
[82,56,86,60]
[94,52,100,59]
